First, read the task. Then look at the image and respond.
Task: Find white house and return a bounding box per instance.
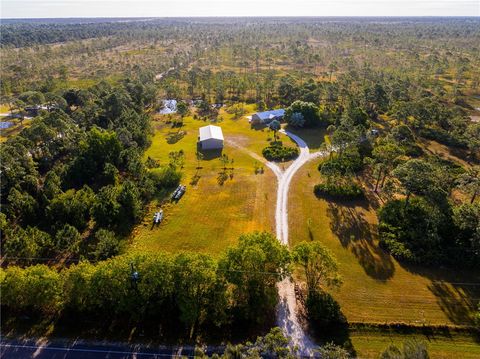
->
[198,125,224,150]
[250,109,285,125]
[159,99,177,115]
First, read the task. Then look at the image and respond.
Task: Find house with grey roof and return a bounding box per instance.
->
[250,109,285,125]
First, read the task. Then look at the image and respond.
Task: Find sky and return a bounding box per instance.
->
[1,0,479,19]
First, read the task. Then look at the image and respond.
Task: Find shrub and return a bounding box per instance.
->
[319,150,363,175]
[55,224,81,254]
[149,166,182,189]
[1,232,290,336]
[262,144,299,161]
[93,229,120,260]
[314,182,364,200]
[1,265,63,314]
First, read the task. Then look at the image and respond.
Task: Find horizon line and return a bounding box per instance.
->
[2,15,480,20]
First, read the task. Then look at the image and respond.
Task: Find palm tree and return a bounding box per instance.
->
[269,120,281,143]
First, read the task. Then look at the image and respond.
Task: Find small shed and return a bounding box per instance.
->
[198,125,224,150]
[250,109,285,124]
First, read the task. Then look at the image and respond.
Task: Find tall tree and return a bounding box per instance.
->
[292,241,341,294]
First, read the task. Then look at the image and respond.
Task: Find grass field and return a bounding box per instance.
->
[349,327,480,358]
[0,118,32,143]
[289,159,480,326]
[130,106,284,255]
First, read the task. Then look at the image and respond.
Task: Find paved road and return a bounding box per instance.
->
[0,339,213,358]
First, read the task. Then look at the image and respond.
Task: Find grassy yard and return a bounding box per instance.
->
[289,159,480,326]
[130,107,282,255]
[349,327,480,358]
[0,118,32,143]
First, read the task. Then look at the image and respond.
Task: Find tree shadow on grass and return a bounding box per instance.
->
[250,123,268,131]
[198,147,223,161]
[165,130,186,144]
[327,202,395,281]
[427,281,478,326]
[299,290,356,357]
[400,263,480,328]
[285,124,327,150]
[190,174,201,186]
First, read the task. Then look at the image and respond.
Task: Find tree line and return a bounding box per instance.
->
[1,232,346,342]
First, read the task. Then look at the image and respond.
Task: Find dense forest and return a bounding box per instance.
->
[1,17,479,354]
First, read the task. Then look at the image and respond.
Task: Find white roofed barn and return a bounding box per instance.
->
[198,125,224,150]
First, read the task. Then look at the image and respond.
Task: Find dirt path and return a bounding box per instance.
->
[275,130,327,356]
[228,130,328,356]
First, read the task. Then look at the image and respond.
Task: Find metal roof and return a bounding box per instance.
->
[159,99,177,115]
[199,125,224,141]
[252,109,285,121]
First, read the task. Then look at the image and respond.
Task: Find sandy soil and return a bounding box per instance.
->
[227,129,329,356]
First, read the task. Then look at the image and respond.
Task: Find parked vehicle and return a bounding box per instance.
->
[153,209,164,224]
[171,185,186,201]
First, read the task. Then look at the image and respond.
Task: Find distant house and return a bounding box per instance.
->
[24,105,49,117]
[159,99,177,115]
[198,125,224,150]
[250,109,285,125]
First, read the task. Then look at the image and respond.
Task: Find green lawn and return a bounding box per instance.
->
[286,125,328,151]
[130,107,280,255]
[289,159,480,326]
[350,328,480,358]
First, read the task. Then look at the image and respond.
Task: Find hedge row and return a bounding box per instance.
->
[314,182,364,200]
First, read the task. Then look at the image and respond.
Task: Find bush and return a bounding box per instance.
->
[262,144,299,161]
[319,151,363,175]
[148,166,182,189]
[93,229,120,260]
[1,265,63,314]
[55,224,81,254]
[1,232,290,337]
[314,182,364,200]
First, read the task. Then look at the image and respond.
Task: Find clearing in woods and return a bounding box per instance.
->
[129,106,293,254]
[129,105,480,357]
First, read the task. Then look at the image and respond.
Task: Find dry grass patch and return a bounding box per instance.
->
[130,109,278,254]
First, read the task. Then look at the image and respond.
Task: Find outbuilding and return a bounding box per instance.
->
[250,109,285,125]
[198,125,224,150]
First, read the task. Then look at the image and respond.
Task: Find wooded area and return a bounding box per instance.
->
[1,17,479,357]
